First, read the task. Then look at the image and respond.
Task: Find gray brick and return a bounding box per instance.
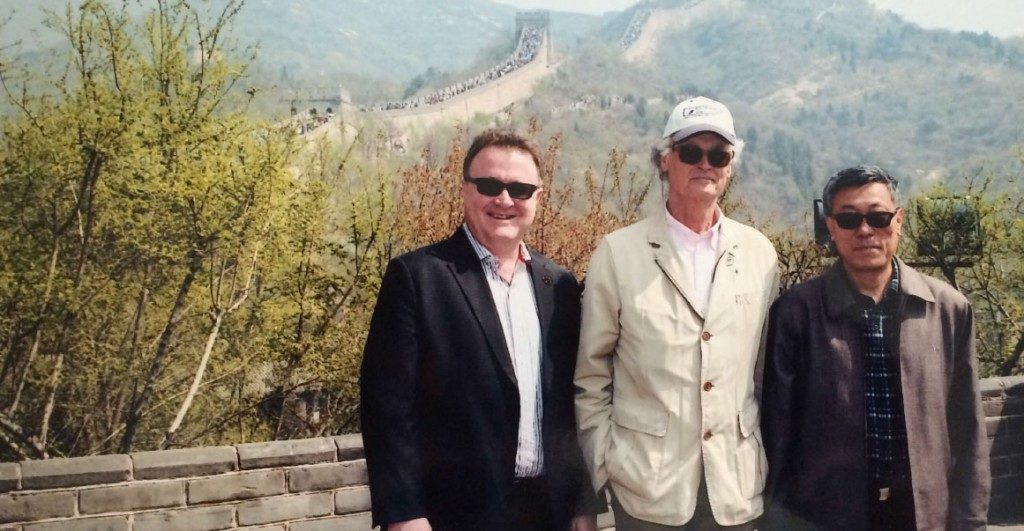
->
[0,491,75,524]
[332,434,364,462]
[289,512,372,531]
[1002,397,1024,417]
[0,464,19,493]
[23,515,128,531]
[992,456,1011,478]
[237,438,336,470]
[133,505,235,531]
[235,526,285,531]
[21,455,130,490]
[334,486,370,514]
[1011,454,1024,473]
[287,460,367,492]
[980,378,1007,399]
[1004,376,1024,396]
[236,492,332,526]
[991,433,1024,458]
[132,446,237,480]
[987,416,1004,437]
[985,398,1005,418]
[79,480,184,514]
[188,469,285,504]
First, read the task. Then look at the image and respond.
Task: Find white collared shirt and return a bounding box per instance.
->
[665,207,722,316]
[463,225,544,478]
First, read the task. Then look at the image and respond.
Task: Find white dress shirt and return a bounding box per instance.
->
[664,206,722,316]
[463,225,544,478]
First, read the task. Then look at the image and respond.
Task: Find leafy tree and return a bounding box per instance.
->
[904,177,1024,376]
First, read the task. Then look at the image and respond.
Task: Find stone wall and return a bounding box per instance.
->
[983,375,1024,522]
[1,376,1022,529]
[0,435,369,530]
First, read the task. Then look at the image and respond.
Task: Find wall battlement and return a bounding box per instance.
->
[1,376,1022,529]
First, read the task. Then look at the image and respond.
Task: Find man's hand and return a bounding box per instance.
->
[571,514,598,531]
[388,517,432,531]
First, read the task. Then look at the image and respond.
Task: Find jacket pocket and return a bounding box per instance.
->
[606,401,669,498]
[736,400,767,499]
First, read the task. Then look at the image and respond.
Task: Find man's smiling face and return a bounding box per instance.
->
[460,145,542,255]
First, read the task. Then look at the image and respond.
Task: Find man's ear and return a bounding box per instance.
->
[825,215,840,241]
[659,151,670,173]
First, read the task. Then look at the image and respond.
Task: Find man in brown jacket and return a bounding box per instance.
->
[761,165,990,530]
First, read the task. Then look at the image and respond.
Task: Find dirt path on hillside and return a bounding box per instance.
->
[625,0,737,63]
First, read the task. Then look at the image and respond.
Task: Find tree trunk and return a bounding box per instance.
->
[161,312,223,449]
[120,252,201,453]
[999,329,1024,376]
[7,242,61,416]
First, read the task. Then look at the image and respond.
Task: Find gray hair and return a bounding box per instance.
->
[650,134,745,181]
[821,165,901,214]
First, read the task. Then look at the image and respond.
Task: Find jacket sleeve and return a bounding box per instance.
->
[761,296,801,521]
[947,303,991,531]
[574,237,620,493]
[359,258,427,528]
[554,270,606,515]
[753,248,782,403]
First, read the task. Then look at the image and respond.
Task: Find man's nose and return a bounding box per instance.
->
[492,190,514,205]
[855,219,875,235]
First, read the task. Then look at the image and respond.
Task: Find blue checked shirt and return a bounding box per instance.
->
[855,262,910,483]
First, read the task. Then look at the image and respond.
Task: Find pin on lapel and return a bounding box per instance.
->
[725,255,735,267]
[542,275,552,285]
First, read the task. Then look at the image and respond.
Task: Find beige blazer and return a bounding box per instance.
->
[575,214,779,526]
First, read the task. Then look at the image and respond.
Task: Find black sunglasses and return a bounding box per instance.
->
[465,176,540,200]
[830,211,898,230]
[675,144,733,168]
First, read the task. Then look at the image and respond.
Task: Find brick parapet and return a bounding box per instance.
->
[0,436,367,529]
[981,375,1024,522]
[1,376,1022,528]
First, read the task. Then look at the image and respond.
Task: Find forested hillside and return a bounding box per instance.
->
[517,0,1024,218]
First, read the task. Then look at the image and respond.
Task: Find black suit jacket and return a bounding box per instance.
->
[360,229,598,530]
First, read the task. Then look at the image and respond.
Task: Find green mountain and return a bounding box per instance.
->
[517,0,1024,218]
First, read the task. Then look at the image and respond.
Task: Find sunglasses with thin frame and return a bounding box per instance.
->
[465,176,540,200]
[830,210,898,230]
[675,144,734,168]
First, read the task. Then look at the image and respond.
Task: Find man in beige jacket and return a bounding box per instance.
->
[575,96,779,530]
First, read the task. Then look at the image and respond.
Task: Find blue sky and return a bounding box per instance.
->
[494,0,1024,38]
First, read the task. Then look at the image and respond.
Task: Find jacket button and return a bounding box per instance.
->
[701,330,712,341]
[703,381,714,392]
[703,430,713,441]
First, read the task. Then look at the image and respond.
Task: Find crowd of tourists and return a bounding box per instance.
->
[362,25,544,112]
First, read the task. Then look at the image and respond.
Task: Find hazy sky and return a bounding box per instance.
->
[493,0,1024,38]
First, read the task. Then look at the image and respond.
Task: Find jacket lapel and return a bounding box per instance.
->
[446,229,518,387]
[647,217,704,319]
[704,220,739,332]
[528,256,555,394]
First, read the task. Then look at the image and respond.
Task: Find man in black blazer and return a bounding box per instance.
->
[360,129,599,531]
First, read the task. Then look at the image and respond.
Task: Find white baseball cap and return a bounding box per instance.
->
[663,96,737,145]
